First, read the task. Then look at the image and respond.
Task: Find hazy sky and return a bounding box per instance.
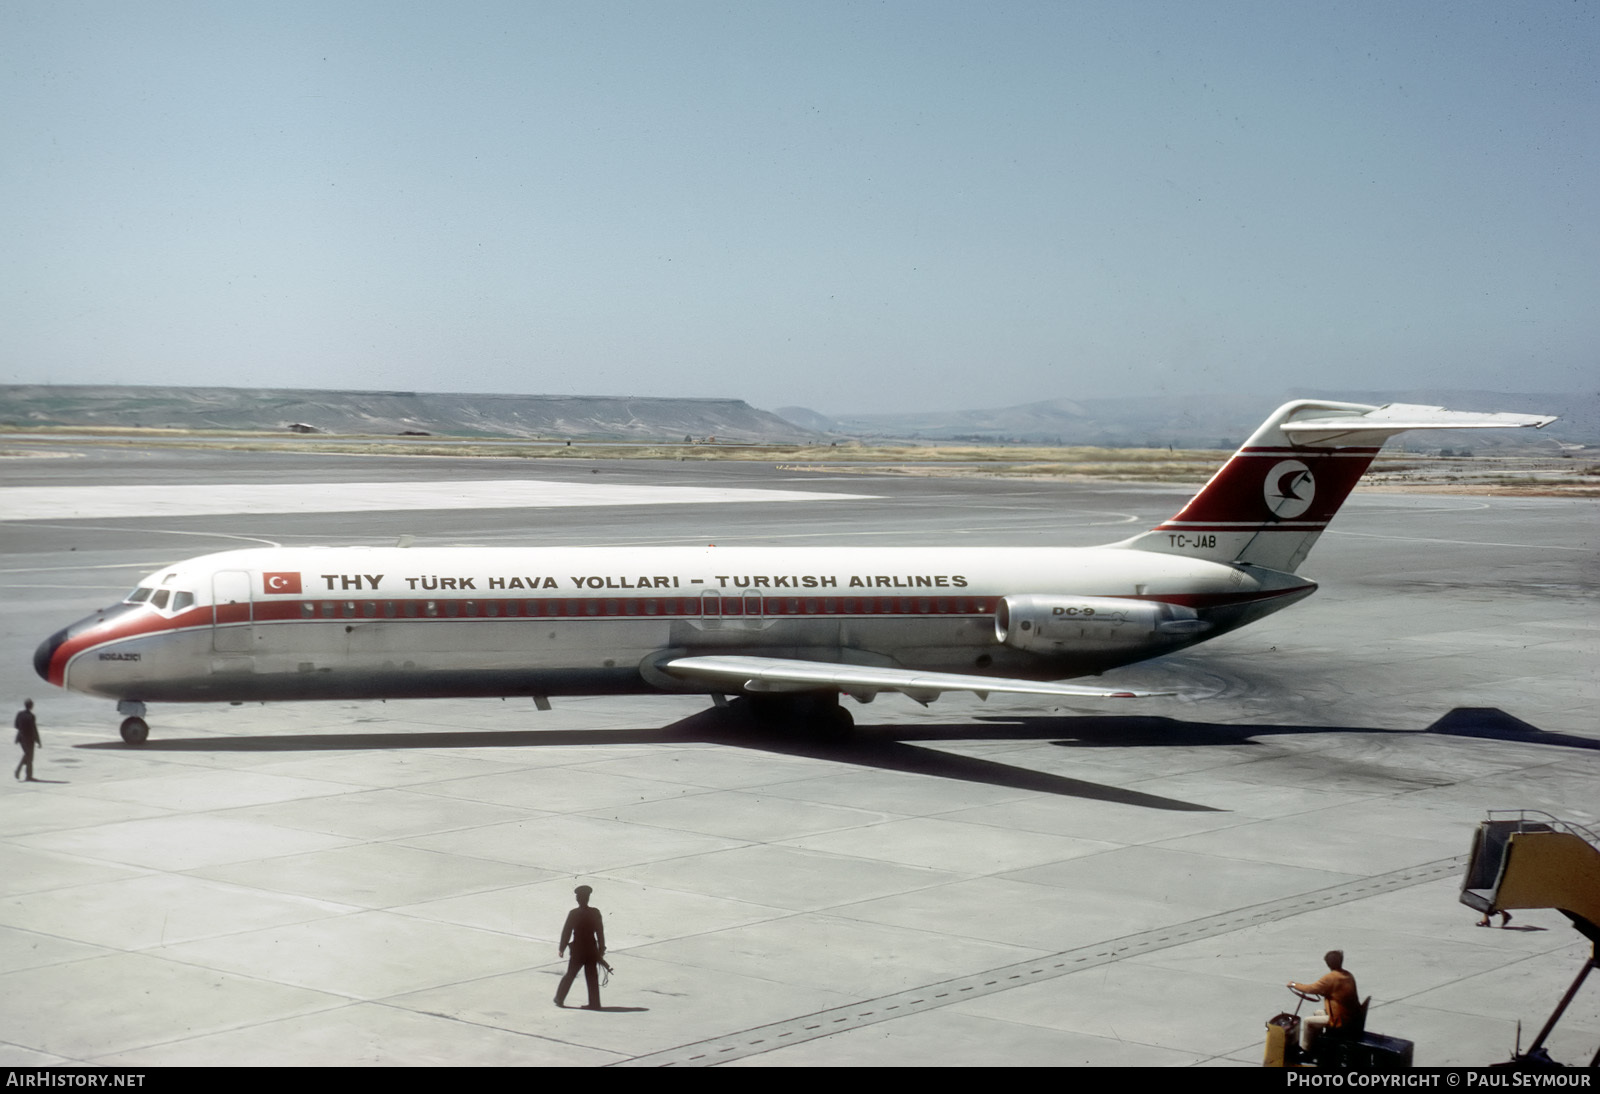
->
[3,1,1595,413]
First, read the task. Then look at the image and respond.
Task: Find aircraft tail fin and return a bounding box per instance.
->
[1115,401,1554,573]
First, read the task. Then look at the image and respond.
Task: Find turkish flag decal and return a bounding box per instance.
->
[263,572,302,594]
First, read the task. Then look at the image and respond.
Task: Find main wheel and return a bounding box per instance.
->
[740,694,853,736]
[822,702,854,734]
[119,716,149,745]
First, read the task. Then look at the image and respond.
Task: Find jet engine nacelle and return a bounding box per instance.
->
[995,594,1210,654]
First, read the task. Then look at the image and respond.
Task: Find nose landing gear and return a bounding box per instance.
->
[116,701,149,745]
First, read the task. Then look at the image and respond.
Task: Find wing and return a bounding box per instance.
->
[658,654,1169,705]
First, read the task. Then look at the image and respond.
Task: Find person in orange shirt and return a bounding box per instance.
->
[1289,949,1359,1051]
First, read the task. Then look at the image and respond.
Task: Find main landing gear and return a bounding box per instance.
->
[117,701,149,745]
[740,693,855,736]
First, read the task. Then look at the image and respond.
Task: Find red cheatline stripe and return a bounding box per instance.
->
[48,608,210,685]
[1154,521,1329,529]
[71,584,1310,645]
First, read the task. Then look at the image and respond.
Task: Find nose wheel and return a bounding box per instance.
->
[119,717,149,745]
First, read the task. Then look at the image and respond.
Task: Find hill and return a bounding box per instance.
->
[0,385,819,443]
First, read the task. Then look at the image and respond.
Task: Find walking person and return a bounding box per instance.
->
[14,700,40,782]
[554,884,606,1010]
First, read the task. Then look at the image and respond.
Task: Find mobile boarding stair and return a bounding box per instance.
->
[1460,810,1600,1068]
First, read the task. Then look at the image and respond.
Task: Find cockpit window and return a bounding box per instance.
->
[126,586,195,614]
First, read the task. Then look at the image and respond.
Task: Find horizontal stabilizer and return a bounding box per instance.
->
[1280,403,1555,448]
[660,654,1168,704]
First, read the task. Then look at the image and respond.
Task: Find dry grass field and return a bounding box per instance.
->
[3,426,1596,495]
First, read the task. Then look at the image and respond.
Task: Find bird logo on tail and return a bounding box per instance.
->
[1263,461,1315,520]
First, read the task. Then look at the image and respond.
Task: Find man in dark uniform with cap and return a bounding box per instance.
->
[14,700,40,782]
[555,884,606,1009]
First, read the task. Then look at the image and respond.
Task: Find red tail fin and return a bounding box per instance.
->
[1116,400,1554,573]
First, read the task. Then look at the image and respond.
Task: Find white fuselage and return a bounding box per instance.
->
[39,544,1314,705]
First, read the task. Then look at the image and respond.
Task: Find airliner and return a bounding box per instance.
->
[34,400,1552,744]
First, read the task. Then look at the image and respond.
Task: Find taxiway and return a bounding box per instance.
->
[1,445,1595,1066]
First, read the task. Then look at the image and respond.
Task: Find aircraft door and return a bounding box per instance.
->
[698,592,721,630]
[212,571,254,653]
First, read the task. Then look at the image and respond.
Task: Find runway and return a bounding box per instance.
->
[1,444,1596,1066]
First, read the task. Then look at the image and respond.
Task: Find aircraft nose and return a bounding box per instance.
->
[34,626,68,685]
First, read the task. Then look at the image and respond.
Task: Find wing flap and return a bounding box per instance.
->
[659,654,1167,701]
